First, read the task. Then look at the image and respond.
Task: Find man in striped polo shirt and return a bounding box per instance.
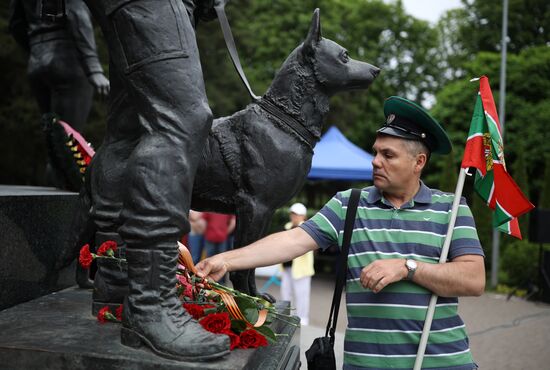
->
[197,96,485,370]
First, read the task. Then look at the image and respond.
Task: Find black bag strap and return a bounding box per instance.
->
[325,188,361,343]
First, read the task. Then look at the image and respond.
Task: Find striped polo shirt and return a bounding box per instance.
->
[300,183,483,370]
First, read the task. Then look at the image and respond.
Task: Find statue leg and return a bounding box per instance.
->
[231,197,275,299]
[89,64,138,309]
[91,231,128,314]
[91,0,229,359]
[48,45,94,132]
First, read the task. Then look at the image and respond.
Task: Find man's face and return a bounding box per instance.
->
[371,135,421,194]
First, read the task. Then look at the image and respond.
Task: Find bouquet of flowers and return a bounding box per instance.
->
[79,241,297,350]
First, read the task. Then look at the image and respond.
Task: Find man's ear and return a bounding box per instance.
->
[415,153,428,173]
[302,8,322,58]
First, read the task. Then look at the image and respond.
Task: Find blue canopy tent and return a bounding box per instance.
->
[308,126,373,181]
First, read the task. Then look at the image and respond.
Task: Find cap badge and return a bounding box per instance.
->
[386,114,395,124]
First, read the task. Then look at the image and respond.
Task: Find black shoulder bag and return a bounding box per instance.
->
[305,189,361,370]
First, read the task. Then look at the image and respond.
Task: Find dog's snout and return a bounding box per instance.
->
[372,67,381,77]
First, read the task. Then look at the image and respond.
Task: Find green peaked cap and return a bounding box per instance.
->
[378,96,452,155]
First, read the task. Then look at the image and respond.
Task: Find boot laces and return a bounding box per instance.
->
[158,251,192,328]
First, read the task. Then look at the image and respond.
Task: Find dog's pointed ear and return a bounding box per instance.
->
[303,8,322,57]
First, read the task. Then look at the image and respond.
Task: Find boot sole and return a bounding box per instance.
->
[121,327,230,361]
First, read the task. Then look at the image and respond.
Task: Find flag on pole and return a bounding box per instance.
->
[461,76,534,239]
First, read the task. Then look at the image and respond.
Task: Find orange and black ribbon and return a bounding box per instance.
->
[177,242,268,328]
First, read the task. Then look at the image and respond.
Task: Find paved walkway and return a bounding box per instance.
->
[256,274,550,369]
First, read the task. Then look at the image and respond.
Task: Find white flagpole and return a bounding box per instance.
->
[413,167,469,370]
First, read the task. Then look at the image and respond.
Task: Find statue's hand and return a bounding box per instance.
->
[88,73,110,96]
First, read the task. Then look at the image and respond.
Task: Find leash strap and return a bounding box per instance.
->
[325,189,361,343]
[214,4,260,101]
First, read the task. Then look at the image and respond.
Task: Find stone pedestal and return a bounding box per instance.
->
[0,186,80,310]
[0,287,300,369]
[0,185,301,368]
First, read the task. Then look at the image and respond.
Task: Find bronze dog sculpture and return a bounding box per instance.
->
[191,9,380,296]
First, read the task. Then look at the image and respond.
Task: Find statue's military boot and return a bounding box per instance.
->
[76,263,94,289]
[92,232,129,315]
[121,245,230,361]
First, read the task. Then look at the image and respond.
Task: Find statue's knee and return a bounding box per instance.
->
[181,104,212,139]
[194,104,213,128]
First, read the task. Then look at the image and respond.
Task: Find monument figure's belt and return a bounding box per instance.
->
[257,99,318,150]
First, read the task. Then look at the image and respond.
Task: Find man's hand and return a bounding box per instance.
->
[196,255,228,282]
[88,73,110,96]
[360,259,407,293]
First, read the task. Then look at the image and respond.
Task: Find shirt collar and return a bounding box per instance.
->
[366,181,432,207]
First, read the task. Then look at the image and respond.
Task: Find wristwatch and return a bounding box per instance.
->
[405,259,417,280]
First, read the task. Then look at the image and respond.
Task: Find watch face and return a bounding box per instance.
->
[406,259,417,270]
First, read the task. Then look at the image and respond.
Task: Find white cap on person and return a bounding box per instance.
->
[289,203,307,216]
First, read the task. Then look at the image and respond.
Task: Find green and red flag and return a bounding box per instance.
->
[461,76,534,239]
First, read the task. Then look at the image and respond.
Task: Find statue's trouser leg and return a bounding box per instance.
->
[27,39,93,132]
[90,61,140,236]
[88,0,229,359]
[87,65,136,300]
[46,41,94,133]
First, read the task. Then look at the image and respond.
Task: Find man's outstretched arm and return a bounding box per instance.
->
[196,227,318,282]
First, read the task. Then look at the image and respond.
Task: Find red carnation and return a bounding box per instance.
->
[222,329,241,350]
[183,303,206,320]
[97,307,112,324]
[115,304,123,321]
[238,329,268,349]
[97,240,117,256]
[177,273,194,299]
[199,312,231,334]
[79,244,93,269]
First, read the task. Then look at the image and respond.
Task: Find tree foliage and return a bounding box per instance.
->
[431,46,550,207]
[458,0,550,54]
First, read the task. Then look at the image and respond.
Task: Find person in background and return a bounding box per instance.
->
[280,203,314,325]
[197,96,485,370]
[202,212,236,258]
[188,210,207,264]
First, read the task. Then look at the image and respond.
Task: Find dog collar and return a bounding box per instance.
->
[257,98,319,150]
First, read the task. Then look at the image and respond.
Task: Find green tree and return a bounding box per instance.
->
[437,154,459,193]
[458,0,550,54]
[509,145,530,234]
[432,46,550,205]
[500,239,539,287]
[538,154,550,208]
[470,187,493,259]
